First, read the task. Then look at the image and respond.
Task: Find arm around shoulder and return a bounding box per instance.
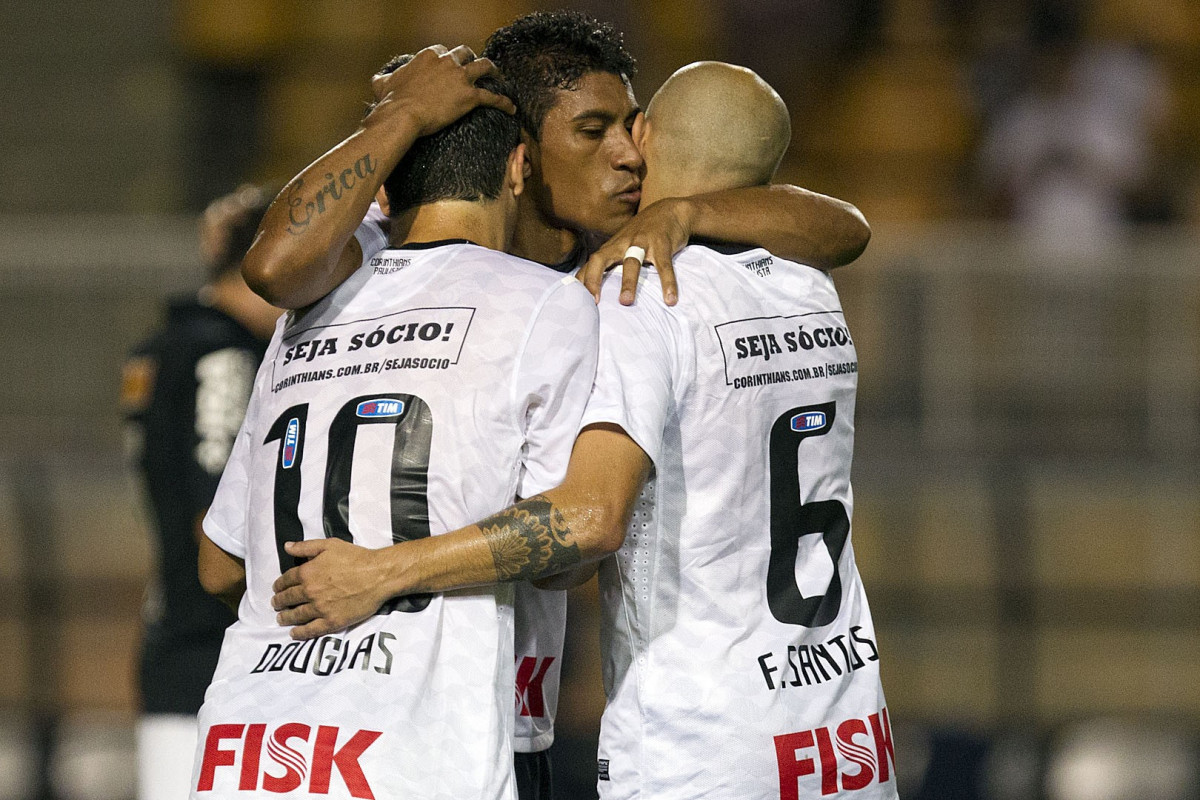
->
[681,184,870,269]
[271,424,651,639]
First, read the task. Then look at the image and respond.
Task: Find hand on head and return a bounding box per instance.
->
[369,45,516,138]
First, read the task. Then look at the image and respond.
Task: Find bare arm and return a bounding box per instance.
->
[198,533,246,614]
[684,184,870,268]
[241,45,516,309]
[580,184,870,305]
[271,425,651,640]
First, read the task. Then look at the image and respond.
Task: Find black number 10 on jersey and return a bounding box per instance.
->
[264,394,433,614]
[767,401,850,628]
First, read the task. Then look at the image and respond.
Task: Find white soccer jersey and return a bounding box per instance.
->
[195,236,598,800]
[510,243,588,754]
[583,245,897,800]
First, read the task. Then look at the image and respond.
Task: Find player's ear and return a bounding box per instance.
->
[507,142,527,197]
[375,186,391,217]
[632,111,647,152]
[519,129,539,171]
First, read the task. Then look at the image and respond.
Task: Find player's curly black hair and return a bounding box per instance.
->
[375,54,522,215]
[482,10,637,139]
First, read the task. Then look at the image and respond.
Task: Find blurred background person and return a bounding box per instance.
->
[119,184,279,800]
[973,0,1177,260]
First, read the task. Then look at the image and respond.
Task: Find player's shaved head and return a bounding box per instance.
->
[639,62,790,203]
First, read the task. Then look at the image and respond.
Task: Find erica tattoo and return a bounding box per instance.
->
[285,153,378,235]
[479,496,581,582]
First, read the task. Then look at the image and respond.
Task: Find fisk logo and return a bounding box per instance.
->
[356,399,404,418]
[514,656,555,718]
[790,411,828,433]
[197,723,381,798]
[282,419,300,469]
[775,707,895,799]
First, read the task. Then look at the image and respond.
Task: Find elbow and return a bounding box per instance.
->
[585,501,632,559]
[555,495,629,561]
[848,207,871,261]
[829,203,871,267]
[198,541,246,601]
[198,565,238,600]
[241,246,294,308]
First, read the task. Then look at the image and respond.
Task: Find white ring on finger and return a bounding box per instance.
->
[623,245,646,265]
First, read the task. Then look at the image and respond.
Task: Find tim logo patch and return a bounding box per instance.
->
[281,418,301,468]
[790,411,828,434]
[355,399,404,418]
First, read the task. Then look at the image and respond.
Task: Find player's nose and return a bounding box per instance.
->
[612,128,644,173]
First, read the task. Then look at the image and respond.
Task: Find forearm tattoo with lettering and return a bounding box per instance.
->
[285,153,378,235]
[479,495,581,582]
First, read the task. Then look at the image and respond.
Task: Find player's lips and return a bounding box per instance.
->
[615,186,641,205]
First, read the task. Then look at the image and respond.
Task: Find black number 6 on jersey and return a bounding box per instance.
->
[767,401,850,628]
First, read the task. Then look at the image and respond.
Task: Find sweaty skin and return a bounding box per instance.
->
[241,49,868,313]
[270,62,852,639]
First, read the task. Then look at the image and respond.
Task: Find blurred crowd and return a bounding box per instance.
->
[173,0,1199,238]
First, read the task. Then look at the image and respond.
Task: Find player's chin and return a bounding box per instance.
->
[595,204,638,237]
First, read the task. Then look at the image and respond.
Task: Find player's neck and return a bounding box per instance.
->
[509,203,580,266]
[639,171,691,209]
[390,200,512,253]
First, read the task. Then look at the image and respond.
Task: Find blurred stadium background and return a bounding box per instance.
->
[1,0,1198,798]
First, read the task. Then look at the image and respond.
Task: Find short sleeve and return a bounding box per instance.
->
[580,269,679,465]
[512,277,599,498]
[201,408,253,558]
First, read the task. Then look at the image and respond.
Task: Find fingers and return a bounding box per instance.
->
[619,254,642,306]
[463,56,498,81]
[285,538,328,558]
[271,584,309,612]
[291,619,338,642]
[276,602,318,628]
[447,44,476,65]
[463,58,514,115]
[649,245,678,305]
[271,583,303,611]
[272,567,299,594]
[473,87,516,115]
[578,253,607,302]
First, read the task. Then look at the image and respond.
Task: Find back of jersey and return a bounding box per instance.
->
[585,244,896,800]
[198,242,596,800]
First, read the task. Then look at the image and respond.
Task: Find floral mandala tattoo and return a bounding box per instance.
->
[480,495,580,581]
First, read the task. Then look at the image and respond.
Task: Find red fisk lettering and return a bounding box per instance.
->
[240,724,266,790]
[199,724,244,791]
[196,722,381,797]
[514,656,555,718]
[774,730,816,800]
[774,707,896,797]
[869,708,895,783]
[310,726,382,799]
[262,723,309,793]
[835,719,875,791]
[814,726,839,795]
